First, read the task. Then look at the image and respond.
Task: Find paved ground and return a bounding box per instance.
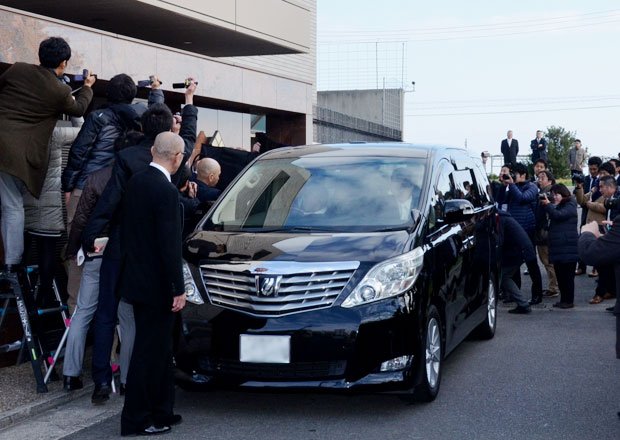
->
[2,265,617,440]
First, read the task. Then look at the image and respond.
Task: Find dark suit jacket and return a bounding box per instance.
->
[500,138,519,164]
[530,137,548,162]
[0,62,93,197]
[118,166,184,306]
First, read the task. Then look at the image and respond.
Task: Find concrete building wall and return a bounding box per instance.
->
[313,106,402,144]
[317,89,403,132]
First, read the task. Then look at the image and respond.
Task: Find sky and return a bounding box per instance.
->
[317,0,620,161]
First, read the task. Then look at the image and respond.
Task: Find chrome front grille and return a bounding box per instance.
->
[200,261,359,317]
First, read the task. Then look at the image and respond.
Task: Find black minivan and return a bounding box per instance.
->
[177,143,498,401]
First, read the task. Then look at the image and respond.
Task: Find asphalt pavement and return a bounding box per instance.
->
[3,265,615,440]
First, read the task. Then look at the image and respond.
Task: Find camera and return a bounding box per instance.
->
[73,69,96,82]
[172,79,198,89]
[571,172,584,185]
[501,172,515,181]
[604,197,619,210]
[137,75,161,88]
[538,192,549,200]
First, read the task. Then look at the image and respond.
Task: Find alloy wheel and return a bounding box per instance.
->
[425,317,441,389]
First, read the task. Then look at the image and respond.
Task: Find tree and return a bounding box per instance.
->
[544,126,576,179]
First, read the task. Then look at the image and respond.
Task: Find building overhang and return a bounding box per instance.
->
[0,0,308,57]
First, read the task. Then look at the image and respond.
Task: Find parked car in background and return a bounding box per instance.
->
[177,143,499,402]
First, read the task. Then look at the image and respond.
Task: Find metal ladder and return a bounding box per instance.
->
[0,266,69,393]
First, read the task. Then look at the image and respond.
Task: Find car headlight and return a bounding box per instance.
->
[341,247,424,308]
[183,261,204,305]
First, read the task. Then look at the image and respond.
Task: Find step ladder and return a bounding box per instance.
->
[0,266,69,393]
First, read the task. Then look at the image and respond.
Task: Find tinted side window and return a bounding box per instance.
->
[428,161,452,231]
[450,168,483,208]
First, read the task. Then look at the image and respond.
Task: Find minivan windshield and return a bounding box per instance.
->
[203,156,427,232]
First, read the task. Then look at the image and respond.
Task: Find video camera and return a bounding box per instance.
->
[137,75,161,88]
[172,78,198,89]
[571,172,585,185]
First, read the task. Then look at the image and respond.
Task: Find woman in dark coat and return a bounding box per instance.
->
[540,183,579,308]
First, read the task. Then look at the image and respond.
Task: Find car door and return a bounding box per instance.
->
[425,159,470,349]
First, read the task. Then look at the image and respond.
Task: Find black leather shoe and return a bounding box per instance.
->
[63,375,83,391]
[160,414,182,427]
[528,296,542,305]
[508,306,531,314]
[552,302,574,309]
[91,383,111,404]
[138,425,171,436]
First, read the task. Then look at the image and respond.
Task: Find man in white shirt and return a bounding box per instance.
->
[501,130,519,165]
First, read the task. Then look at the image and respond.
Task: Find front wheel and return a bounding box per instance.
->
[412,305,443,402]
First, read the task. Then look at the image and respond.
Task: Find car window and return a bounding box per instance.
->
[206,157,427,232]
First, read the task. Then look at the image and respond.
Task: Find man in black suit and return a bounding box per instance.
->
[500,130,519,165]
[530,130,548,163]
[82,84,197,404]
[120,132,187,436]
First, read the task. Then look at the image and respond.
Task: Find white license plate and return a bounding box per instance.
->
[239,335,291,364]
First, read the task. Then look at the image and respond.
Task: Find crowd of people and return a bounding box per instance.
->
[496,131,620,314]
[0,37,224,436]
[495,131,619,410]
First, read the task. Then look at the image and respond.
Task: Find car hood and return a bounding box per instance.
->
[184,230,412,265]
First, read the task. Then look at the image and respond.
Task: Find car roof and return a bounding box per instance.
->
[259,142,468,161]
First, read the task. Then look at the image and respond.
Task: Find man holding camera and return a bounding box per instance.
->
[495,163,543,304]
[0,37,95,273]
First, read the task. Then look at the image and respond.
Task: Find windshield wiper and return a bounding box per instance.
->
[371,225,410,232]
[248,226,339,233]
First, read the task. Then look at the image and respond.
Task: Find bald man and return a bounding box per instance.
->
[193,157,222,203]
[120,132,186,436]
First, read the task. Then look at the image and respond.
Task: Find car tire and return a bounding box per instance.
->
[474,274,497,340]
[412,305,443,402]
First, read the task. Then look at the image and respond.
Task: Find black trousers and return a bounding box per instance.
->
[595,265,616,297]
[121,302,175,435]
[23,233,59,307]
[554,262,576,304]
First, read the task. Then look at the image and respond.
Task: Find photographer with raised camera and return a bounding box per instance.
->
[574,156,603,276]
[539,184,579,309]
[62,73,145,313]
[576,162,617,304]
[0,37,94,274]
[495,162,543,304]
[535,170,560,298]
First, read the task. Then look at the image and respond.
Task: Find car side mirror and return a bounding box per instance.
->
[442,199,475,224]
